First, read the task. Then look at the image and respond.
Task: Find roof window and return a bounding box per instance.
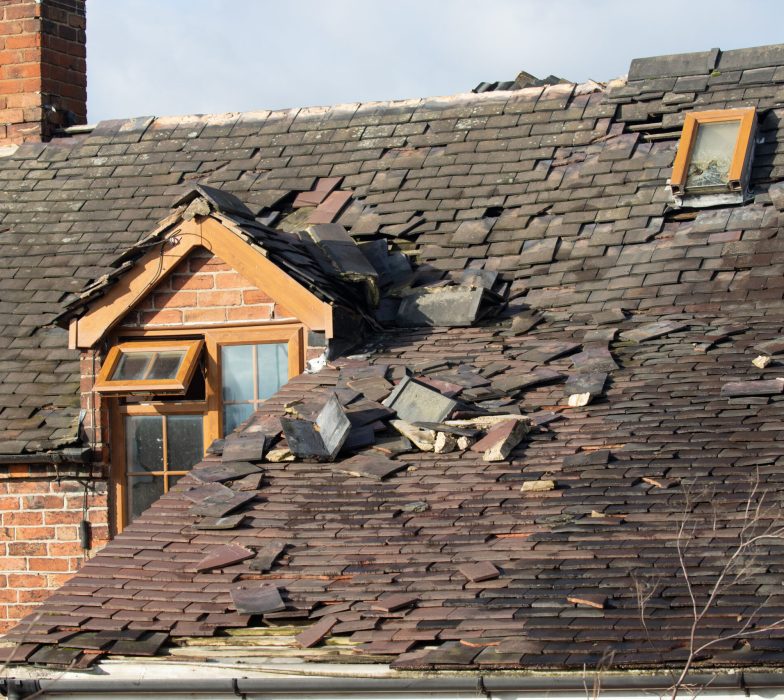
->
[670,107,757,207]
[94,339,203,395]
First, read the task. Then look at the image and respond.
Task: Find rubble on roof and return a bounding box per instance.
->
[8,307,668,670]
[280,393,351,460]
[473,70,572,93]
[303,223,380,305]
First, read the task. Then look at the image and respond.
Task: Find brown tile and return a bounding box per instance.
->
[195,544,255,572]
[295,615,337,648]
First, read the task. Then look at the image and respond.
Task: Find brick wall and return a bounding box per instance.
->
[78,347,108,458]
[123,248,296,327]
[0,0,87,146]
[0,465,108,633]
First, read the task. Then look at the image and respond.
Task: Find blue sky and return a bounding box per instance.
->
[86,0,784,123]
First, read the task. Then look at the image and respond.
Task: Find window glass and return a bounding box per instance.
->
[223,403,254,436]
[258,343,288,400]
[113,349,186,381]
[114,352,153,381]
[166,415,203,470]
[686,120,741,190]
[125,416,163,472]
[146,351,185,380]
[221,342,289,436]
[221,345,254,402]
[128,474,164,519]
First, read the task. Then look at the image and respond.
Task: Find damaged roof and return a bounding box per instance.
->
[6,314,784,671]
[2,44,784,453]
[3,42,784,671]
[56,182,379,329]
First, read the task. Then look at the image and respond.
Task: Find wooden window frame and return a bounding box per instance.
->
[670,108,757,195]
[107,322,305,531]
[204,325,304,439]
[94,339,204,395]
[112,401,209,529]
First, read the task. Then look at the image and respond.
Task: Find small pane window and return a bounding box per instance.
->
[125,414,203,519]
[95,340,203,395]
[221,342,289,435]
[166,415,204,470]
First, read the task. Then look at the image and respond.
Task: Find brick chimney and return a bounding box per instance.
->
[0,0,86,147]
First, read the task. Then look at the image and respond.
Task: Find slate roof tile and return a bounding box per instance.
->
[12,313,784,670]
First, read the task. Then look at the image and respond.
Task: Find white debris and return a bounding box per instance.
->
[568,392,591,407]
[753,355,772,369]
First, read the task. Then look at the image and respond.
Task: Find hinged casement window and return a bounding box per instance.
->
[670,108,757,202]
[94,339,204,395]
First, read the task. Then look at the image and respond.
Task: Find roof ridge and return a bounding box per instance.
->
[71,78,608,142]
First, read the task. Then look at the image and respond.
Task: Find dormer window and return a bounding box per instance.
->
[670,108,756,207]
[64,196,335,531]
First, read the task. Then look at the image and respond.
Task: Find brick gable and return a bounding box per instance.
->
[122,248,295,328]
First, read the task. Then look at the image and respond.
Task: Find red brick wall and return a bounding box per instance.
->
[79,347,107,457]
[0,0,87,146]
[123,248,296,327]
[0,466,108,633]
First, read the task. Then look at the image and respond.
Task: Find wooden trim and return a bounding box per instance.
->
[94,339,204,395]
[199,217,333,335]
[119,401,208,415]
[117,319,300,335]
[670,107,756,194]
[108,397,126,533]
[161,414,170,493]
[74,216,335,348]
[68,320,77,350]
[74,220,200,348]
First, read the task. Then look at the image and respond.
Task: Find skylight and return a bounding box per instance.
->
[670,107,757,206]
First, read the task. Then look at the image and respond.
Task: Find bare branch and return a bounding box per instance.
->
[634,473,784,700]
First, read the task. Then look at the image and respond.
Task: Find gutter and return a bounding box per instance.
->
[2,671,782,698]
[0,447,90,466]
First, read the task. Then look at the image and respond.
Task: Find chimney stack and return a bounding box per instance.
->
[0,0,86,147]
